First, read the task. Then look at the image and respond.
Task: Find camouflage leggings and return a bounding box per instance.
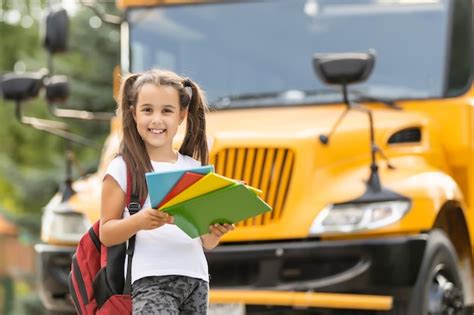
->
[132,275,209,315]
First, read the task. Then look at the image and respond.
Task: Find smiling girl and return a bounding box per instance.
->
[100,70,234,314]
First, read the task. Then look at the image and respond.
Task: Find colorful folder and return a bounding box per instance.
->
[156,172,204,209]
[145,165,214,208]
[159,172,237,209]
[161,183,272,238]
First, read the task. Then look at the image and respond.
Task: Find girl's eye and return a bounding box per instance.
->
[142,107,152,112]
[163,109,173,113]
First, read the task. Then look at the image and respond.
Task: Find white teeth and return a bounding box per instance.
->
[149,129,165,134]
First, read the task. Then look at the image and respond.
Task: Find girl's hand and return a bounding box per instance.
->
[209,223,235,238]
[201,223,235,250]
[135,208,174,230]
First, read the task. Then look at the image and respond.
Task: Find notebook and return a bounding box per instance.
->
[145,165,214,208]
[161,183,272,238]
[156,172,205,209]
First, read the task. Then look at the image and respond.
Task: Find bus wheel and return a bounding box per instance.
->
[390,229,464,315]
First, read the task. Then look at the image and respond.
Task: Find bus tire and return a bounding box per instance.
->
[388,229,464,315]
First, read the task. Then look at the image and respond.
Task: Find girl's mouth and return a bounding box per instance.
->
[149,128,166,134]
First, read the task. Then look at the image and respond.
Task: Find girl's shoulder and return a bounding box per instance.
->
[102,155,127,193]
[107,155,126,171]
[178,153,202,168]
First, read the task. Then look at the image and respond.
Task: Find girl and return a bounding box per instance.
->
[100,69,234,314]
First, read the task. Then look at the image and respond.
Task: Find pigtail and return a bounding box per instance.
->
[179,79,209,166]
[118,73,153,202]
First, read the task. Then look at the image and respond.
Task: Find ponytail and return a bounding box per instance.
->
[117,73,153,202]
[179,79,209,166]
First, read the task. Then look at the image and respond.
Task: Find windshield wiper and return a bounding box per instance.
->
[349,90,402,110]
[210,88,341,109]
[211,91,280,108]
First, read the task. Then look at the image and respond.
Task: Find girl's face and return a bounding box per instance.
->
[133,83,186,154]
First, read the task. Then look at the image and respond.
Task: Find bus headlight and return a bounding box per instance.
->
[309,200,411,234]
[42,201,89,243]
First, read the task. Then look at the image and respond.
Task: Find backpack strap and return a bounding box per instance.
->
[123,165,143,295]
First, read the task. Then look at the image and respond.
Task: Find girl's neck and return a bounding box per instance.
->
[147,147,179,163]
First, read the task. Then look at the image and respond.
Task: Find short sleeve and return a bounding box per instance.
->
[181,154,202,168]
[104,156,127,193]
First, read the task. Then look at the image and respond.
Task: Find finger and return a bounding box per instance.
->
[157,216,174,224]
[155,210,171,219]
[149,219,165,227]
[223,223,235,231]
[214,224,228,234]
[146,210,163,219]
[209,226,223,236]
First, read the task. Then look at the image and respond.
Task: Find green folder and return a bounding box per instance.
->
[161,183,272,238]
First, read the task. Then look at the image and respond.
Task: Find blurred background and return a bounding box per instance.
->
[0,0,118,313]
[1,1,472,314]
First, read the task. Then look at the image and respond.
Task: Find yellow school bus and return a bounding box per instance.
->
[35,0,474,314]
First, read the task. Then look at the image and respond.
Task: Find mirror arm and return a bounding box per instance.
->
[60,140,75,202]
[14,100,99,148]
[47,102,115,121]
[319,83,352,145]
[351,104,396,193]
[342,82,350,105]
[363,107,381,192]
[80,0,123,25]
[319,106,350,145]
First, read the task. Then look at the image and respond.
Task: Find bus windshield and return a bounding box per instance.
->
[129,0,451,108]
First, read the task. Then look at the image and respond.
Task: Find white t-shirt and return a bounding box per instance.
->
[104,153,209,283]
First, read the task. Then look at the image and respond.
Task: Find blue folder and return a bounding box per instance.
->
[145,165,214,208]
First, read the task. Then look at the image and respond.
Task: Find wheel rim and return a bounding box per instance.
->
[427,264,464,315]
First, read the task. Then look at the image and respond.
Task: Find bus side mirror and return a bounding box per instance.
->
[312,51,375,85]
[1,73,44,101]
[44,8,69,54]
[45,75,70,103]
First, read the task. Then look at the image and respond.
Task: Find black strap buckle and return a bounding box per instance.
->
[128,201,141,215]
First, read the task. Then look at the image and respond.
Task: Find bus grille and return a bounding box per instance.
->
[210,148,295,226]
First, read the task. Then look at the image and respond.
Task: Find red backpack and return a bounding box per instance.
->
[68,167,143,314]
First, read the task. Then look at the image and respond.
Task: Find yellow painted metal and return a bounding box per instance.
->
[240,149,255,227]
[234,148,245,181]
[61,2,474,310]
[273,150,293,220]
[112,66,121,100]
[197,89,472,242]
[210,290,393,310]
[215,150,226,177]
[225,148,235,178]
[66,89,474,242]
[259,149,275,225]
[266,148,285,220]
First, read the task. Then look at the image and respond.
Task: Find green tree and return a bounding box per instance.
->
[0,1,120,222]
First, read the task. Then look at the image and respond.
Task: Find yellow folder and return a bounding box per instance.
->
[159,172,261,209]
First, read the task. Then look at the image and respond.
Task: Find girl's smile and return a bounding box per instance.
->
[149,128,166,134]
[133,84,186,159]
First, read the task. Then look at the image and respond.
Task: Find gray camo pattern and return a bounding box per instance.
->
[132,275,209,314]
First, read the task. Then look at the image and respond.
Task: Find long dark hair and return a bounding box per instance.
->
[116,69,209,201]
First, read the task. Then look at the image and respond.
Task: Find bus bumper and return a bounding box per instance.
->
[206,234,427,311]
[34,244,76,313]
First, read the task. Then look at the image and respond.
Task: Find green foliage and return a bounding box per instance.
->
[0,2,120,219]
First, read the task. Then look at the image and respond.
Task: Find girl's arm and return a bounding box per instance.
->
[201,223,235,250]
[100,175,173,246]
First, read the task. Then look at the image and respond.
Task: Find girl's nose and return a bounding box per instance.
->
[151,113,163,125]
